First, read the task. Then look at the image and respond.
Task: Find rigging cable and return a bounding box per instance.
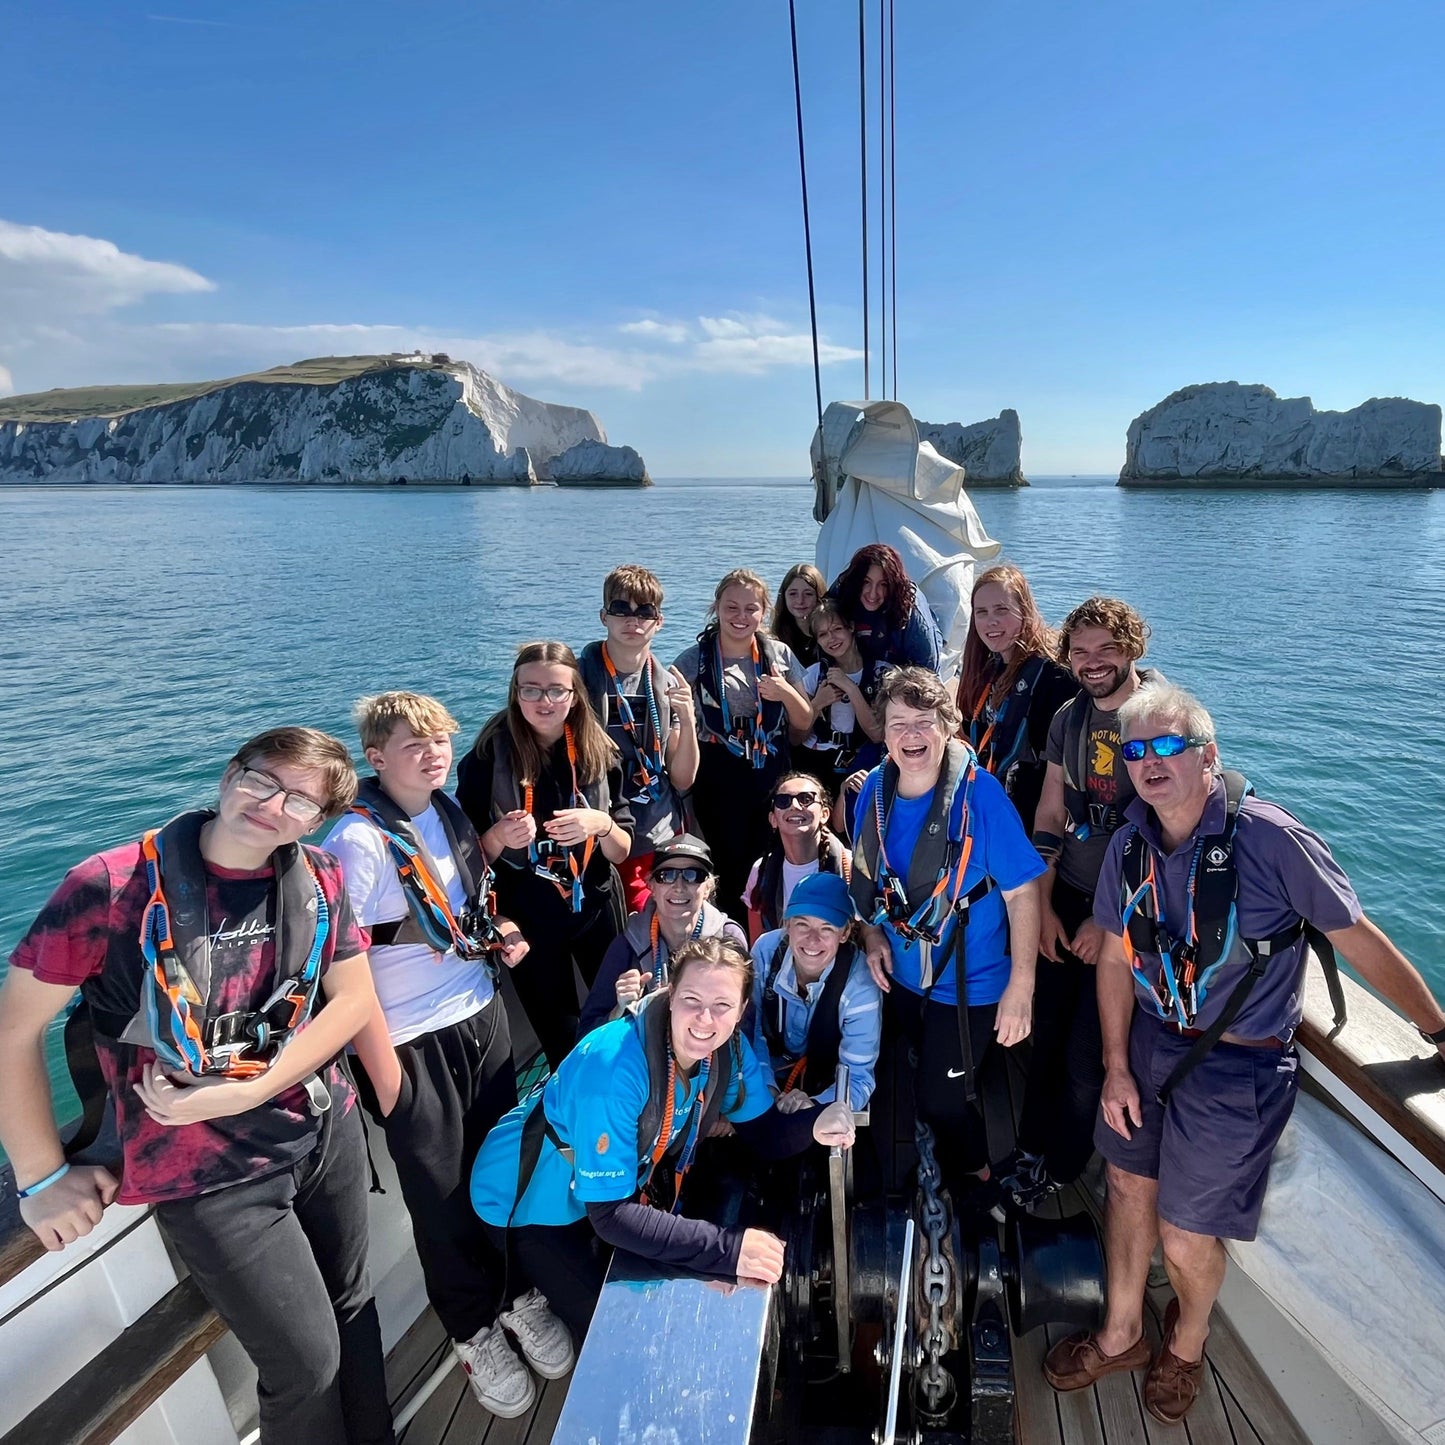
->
[859,0,870,399]
[788,0,824,436]
[889,0,898,398]
[879,0,887,396]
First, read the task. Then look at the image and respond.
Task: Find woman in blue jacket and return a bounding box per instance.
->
[470,937,855,1345]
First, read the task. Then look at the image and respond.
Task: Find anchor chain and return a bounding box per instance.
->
[913,1119,957,1417]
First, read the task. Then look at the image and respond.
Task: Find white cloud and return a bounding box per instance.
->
[0,219,214,319]
[0,218,861,400]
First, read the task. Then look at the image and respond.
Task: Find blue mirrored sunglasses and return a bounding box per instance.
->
[1121,733,1211,762]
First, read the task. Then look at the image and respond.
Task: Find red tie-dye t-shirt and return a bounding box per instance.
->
[8,841,369,1205]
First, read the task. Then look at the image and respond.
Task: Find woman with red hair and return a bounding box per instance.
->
[829,543,944,673]
[954,565,1078,833]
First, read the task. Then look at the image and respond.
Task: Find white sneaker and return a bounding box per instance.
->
[453,1323,536,1418]
[498,1288,576,1380]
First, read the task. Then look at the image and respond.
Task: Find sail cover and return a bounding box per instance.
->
[812,400,1001,670]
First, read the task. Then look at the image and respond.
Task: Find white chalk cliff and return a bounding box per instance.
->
[1120,382,1442,485]
[916,410,1025,485]
[0,355,652,486]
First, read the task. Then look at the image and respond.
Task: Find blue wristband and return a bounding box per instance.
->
[17,1162,71,1199]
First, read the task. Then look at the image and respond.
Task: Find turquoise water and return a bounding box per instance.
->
[1,476,1442,1117]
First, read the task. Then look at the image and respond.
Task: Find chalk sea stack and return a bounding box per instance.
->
[0,354,652,486]
[1119,382,1442,487]
[916,409,1026,486]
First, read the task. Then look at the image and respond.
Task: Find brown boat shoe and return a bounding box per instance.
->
[1144,1298,1206,1425]
[1042,1327,1151,1392]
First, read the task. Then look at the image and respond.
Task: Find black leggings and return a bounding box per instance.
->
[354,1002,517,1342]
[482,1219,607,1346]
[689,742,787,924]
[155,1100,393,1445]
[1015,877,1105,1183]
[886,985,998,1192]
[495,866,622,1072]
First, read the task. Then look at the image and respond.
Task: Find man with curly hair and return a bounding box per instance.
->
[996,596,1156,1212]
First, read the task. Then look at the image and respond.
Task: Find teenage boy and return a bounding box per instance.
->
[324,692,574,1419]
[998,596,1155,1211]
[0,728,396,1445]
[578,564,697,914]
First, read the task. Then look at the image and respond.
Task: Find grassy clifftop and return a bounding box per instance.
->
[0,355,451,423]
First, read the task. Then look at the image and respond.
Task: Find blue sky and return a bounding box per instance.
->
[2,0,1442,474]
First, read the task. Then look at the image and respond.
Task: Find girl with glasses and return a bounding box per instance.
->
[742,771,852,942]
[577,834,747,1037]
[671,570,813,923]
[457,642,633,1072]
[954,564,1079,834]
[770,562,828,668]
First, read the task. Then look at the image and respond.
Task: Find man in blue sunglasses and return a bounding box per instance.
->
[1044,679,1445,1426]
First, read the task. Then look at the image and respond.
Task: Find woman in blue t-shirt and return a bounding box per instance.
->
[470,937,855,1345]
[848,667,1046,1200]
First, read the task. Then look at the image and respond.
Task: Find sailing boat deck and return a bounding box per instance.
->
[384,1044,1312,1445]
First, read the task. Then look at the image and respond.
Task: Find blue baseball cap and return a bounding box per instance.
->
[781,871,854,930]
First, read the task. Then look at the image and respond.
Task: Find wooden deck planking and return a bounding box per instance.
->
[400,1375,466,1445]
[387,1309,450,1408]
[1012,1323,1064,1445]
[1045,1325,1108,1445]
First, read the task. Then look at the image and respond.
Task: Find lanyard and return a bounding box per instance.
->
[872,768,977,945]
[603,645,666,798]
[649,908,705,988]
[1120,842,1203,1024]
[714,636,772,768]
[967,683,999,770]
[524,725,595,913]
[643,1048,711,1214]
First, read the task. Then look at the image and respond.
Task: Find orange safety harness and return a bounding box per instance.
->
[640,1045,711,1213]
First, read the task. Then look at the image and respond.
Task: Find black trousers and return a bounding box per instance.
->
[482,1219,607,1347]
[690,742,787,924]
[1015,877,1105,1184]
[154,1098,393,1445]
[354,1001,517,1342]
[494,866,622,1072]
[887,985,998,1191]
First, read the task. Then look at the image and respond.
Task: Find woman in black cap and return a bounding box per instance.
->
[578,834,747,1036]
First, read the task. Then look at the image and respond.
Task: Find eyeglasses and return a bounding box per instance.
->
[605,600,661,621]
[517,684,574,704]
[884,718,941,739]
[232,767,326,825]
[1121,734,1212,762]
[771,790,820,810]
[652,865,708,886]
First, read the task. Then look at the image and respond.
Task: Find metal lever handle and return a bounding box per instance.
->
[829,1063,853,1372]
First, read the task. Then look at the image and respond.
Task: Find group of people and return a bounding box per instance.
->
[2,542,1443,1442]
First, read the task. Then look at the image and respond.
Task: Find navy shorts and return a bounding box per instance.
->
[1094,1011,1299,1241]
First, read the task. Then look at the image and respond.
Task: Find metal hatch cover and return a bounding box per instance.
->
[552,1252,774,1445]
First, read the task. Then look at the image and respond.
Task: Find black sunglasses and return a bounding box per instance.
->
[651,865,708,885]
[605,600,661,621]
[771,790,820,810]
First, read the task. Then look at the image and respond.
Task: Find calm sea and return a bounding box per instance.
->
[2,476,1442,1120]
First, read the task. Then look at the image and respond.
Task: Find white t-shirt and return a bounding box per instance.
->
[324,804,494,1046]
[803,661,863,742]
[744,854,820,914]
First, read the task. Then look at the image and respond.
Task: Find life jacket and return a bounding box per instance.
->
[965,655,1046,781]
[1057,667,1155,839]
[808,658,885,770]
[512,988,741,1218]
[754,831,853,934]
[758,936,854,1097]
[86,810,329,1081]
[347,778,502,968]
[618,898,736,991]
[487,727,610,911]
[578,641,676,807]
[1117,770,1346,1103]
[848,740,994,1099]
[692,624,793,768]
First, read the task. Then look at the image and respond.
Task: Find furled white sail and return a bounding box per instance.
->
[812,400,1001,672]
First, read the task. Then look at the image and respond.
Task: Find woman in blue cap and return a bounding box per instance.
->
[470,936,855,1347]
[748,871,881,1114]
